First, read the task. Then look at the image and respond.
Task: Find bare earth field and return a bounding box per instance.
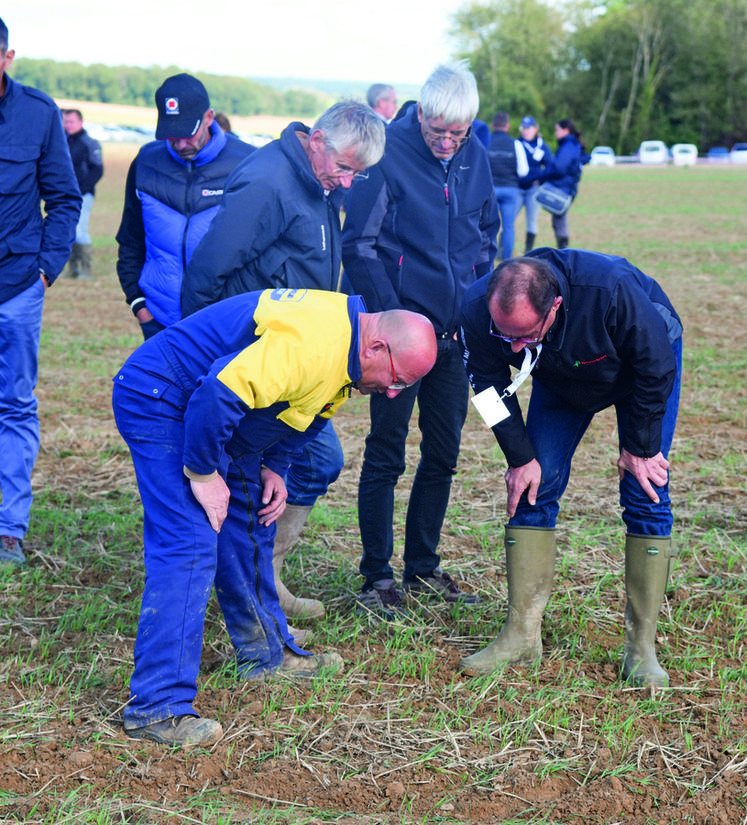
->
[0,147,745,824]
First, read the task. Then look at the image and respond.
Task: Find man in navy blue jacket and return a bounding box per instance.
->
[459,250,682,688]
[0,18,81,566]
[182,102,385,632]
[342,62,500,619]
[116,73,255,339]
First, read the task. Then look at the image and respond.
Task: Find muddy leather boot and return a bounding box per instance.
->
[460,526,555,673]
[621,534,675,688]
[78,244,93,280]
[524,232,536,254]
[272,504,325,620]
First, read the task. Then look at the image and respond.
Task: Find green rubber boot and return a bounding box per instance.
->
[460,526,555,674]
[272,504,325,620]
[621,534,675,688]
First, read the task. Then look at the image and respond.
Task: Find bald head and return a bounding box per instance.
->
[357,310,437,397]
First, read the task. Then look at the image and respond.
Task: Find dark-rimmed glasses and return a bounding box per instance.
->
[490,305,553,345]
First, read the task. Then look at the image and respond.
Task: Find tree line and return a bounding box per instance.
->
[11,59,329,120]
[452,0,747,153]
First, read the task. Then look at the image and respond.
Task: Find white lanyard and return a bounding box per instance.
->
[501,344,542,399]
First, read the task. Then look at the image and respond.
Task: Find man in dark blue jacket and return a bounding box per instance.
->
[459,249,682,688]
[0,18,81,567]
[62,108,103,280]
[116,73,255,339]
[342,62,500,619]
[183,101,385,633]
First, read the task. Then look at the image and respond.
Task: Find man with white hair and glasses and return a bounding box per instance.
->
[343,62,499,619]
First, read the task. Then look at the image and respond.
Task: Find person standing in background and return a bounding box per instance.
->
[526,118,589,249]
[0,17,81,567]
[366,84,397,122]
[488,111,528,260]
[516,116,552,254]
[62,109,103,280]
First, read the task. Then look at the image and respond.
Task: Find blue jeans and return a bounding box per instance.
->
[113,376,305,728]
[494,186,522,259]
[510,338,682,537]
[75,193,94,245]
[358,338,469,585]
[285,419,343,507]
[519,186,541,235]
[0,278,44,538]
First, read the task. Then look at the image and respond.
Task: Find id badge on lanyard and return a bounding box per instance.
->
[471,345,542,427]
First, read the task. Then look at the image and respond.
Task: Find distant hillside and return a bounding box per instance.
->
[253,76,421,102]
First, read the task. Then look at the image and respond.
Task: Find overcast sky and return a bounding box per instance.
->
[5,0,463,86]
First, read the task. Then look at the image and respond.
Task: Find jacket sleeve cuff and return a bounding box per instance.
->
[130,297,147,316]
[183,467,219,482]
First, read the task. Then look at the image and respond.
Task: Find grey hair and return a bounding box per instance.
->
[313,100,386,169]
[367,83,395,109]
[420,61,479,125]
[0,17,8,53]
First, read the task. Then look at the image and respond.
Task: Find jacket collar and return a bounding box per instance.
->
[280,121,345,208]
[165,120,227,167]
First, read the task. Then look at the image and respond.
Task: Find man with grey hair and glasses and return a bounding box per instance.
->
[183,101,385,636]
[342,62,500,619]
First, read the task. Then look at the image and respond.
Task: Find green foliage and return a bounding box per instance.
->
[11,58,328,119]
[451,0,747,152]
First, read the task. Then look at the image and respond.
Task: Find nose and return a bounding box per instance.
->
[385,387,403,399]
[510,341,527,354]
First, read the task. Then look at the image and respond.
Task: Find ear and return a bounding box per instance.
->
[203,109,215,128]
[362,337,387,360]
[309,129,326,153]
[4,49,15,70]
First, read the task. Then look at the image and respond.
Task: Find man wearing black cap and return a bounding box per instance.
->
[116,73,255,339]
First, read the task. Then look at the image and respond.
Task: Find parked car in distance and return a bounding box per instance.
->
[730,143,747,164]
[638,140,669,164]
[671,143,698,167]
[589,146,616,167]
[706,146,730,162]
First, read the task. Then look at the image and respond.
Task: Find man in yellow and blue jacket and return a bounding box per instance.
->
[112,288,436,747]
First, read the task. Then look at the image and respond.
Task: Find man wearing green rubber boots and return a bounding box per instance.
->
[459,250,682,687]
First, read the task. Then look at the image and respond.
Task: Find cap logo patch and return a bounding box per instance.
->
[165,97,180,115]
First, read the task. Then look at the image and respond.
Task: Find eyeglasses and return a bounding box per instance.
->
[387,344,415,390]
[490,305,553,345]
[330,163,368,181]
[422,122,471,148]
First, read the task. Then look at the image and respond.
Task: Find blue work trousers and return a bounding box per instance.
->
[0,279,44,538]
[285,418,344,506]
[113,378,305,729]
[358,337,469,585]
[510,338,682,536]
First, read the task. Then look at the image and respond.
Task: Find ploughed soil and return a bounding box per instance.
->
[0,150,745,824]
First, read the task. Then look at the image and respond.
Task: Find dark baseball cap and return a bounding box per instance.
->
[155,74,211,140]
[520,116,537,129]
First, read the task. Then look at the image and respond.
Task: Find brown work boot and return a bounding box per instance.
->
[124,715,222,746]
